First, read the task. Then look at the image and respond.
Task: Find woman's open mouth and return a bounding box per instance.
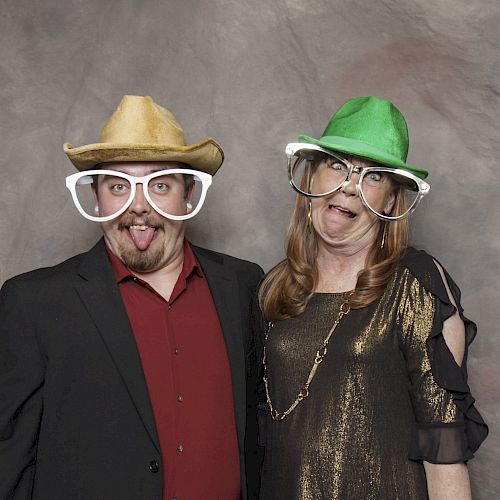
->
[328,204,357,219]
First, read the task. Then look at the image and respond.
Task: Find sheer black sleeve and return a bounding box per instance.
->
[397,248,488,463]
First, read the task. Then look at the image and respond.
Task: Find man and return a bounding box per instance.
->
[0,95,263,499]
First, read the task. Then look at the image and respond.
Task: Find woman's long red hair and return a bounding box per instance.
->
[259,186,409,321]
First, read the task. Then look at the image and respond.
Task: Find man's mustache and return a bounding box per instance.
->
[117,215,164,230]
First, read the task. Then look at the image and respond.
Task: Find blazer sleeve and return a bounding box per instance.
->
[243,263,265,500]
[0,278,45,499]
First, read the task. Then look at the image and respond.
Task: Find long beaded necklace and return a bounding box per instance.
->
[263,294,352,421]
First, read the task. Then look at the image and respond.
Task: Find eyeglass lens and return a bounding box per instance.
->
[290,152,420,218]
[74,172,203,219]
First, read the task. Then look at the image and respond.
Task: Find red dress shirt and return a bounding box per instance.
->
[107,241,240,500]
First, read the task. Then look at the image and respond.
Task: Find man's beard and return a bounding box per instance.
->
[118,242,166,273]
[117,215,166,273]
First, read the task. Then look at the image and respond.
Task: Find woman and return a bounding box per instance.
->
[258,96,487,500]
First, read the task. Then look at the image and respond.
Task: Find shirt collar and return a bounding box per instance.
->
[182,239,204,279]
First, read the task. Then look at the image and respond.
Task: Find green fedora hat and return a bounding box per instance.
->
[299,96,428,179]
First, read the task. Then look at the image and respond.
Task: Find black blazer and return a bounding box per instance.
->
[0,239,264,500]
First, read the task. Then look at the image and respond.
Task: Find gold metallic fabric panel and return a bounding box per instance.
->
[260,267,460,499]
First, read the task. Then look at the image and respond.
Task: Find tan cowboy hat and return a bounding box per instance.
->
[63,95,224,174]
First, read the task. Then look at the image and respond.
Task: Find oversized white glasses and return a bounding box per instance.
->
[286,143,430,221]
[66,168,212,222]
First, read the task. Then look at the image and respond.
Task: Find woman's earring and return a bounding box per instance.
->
[307,200,313,233]
[94,205,99,214]
[186,202,193,211]
[380,222,388,249]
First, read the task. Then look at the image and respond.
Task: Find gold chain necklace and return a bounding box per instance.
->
[263,295,351,421]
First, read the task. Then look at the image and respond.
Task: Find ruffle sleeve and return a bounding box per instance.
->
[398,248,488,463]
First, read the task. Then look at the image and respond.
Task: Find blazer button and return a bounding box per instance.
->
[149,460,159,473]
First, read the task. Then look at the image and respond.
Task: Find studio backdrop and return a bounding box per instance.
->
[1,0,499,497]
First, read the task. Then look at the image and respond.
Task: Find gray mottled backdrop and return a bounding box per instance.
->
[1,0,499,496]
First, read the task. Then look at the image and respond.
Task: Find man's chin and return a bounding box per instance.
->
[118,245,166,273]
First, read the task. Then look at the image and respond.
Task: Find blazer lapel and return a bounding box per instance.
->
[192,246,247,450]
[74,240,160,452]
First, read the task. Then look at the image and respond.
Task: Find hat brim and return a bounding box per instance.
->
[298,134,428,179]
[64,138,224,175]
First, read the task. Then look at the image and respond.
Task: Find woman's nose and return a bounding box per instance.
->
[340,172,359,196]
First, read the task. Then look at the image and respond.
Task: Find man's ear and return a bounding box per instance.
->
[185,178,195,202]
[91,184,99,213]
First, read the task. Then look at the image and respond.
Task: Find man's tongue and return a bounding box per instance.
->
[128,227,156,250]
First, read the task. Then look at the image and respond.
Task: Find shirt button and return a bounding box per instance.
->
[177,394,184,402]
[177,444,184,453]
[168,304,172,311]
[174,348,180,355]
[149,460,159,473]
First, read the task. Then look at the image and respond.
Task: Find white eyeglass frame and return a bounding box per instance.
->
[65,168,213,222]
[286,143,430,221]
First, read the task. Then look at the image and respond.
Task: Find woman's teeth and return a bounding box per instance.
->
[329,205,356,218]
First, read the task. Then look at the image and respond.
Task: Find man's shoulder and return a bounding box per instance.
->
[1,242,102,293]
[190,244,263,279]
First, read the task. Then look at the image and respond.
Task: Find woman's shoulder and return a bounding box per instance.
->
[397,247,453,306]
[398,246,441,280]
[399,246,436,271]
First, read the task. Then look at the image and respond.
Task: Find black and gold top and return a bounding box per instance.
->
[259,248,487,500]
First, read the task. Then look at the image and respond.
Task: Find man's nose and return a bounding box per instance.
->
[129,184,151,215]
